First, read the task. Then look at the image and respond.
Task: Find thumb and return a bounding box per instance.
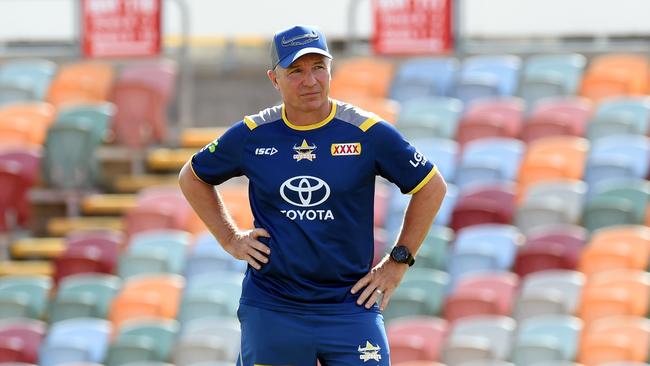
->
[251,228,271,238]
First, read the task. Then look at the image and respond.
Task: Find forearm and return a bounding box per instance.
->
[178,161,239,246]
[395,172,447,256]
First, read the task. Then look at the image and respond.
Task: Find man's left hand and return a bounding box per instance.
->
[350,256,409,310]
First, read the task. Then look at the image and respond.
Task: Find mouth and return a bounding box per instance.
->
[301,91,321,97]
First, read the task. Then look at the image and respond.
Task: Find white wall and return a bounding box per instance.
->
[1,0,649,42]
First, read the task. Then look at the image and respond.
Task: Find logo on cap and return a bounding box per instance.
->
[281,31,319,47]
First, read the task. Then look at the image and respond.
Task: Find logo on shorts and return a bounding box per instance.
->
[358,341,381,362]
[331,143,361,156]
[293,139,317,161]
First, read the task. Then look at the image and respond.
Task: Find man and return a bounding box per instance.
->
[179,24,447,366]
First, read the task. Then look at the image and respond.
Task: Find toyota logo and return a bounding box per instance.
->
[280,176,330,207]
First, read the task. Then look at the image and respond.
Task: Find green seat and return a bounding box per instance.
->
[126,230,191,275]
[0,292,30,319]
[56,274,121,319]
[586,97,650,141]
[41,122,100,189]
[49,292,97,323]
[118,249,170,279]
[116,318,180,362]
[0,275,52,319]
[396,97,463,140]
[55,103,115,145]
[184,273,243,318]
[104,334,156,366]
[179,292,234,323]
[414,225,453,271]
[382,268,449,323]
[583,179,650,232]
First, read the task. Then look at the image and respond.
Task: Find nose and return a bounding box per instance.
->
[303,69,317,86]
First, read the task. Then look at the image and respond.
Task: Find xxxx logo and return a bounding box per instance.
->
[331,143,361,156]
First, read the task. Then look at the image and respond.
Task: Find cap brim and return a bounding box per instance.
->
[278,47,333,68]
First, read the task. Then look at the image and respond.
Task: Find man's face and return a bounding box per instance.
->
[269,53,331,115]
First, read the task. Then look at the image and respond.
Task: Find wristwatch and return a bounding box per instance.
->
[390,245,415,267]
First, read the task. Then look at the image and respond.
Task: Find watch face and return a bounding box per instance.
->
[391,246,409,263]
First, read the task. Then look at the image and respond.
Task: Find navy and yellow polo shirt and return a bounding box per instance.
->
[191,100,437,314]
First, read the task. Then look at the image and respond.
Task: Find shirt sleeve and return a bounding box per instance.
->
[370,121,438,194]
[190,121,249,185]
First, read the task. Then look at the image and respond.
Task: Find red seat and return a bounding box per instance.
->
[450,182,516,231]
[513,242,578,277]
[124,187,193,239]
[0,318,46,364]
[455,97,525,147]
[53,246,111,284]
[119,60,177,103]
[0,146,41,230]
[386,316,448,363]
[521,97,593,142]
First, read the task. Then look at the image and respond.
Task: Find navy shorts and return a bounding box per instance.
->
[236,304,390,366]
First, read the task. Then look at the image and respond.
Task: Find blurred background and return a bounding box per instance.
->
[1,0,650,365]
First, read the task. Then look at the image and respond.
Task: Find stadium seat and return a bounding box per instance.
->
[450,181,516,232]
[515,180,587,234]
[585,97,650,141]
[518,53,587,108]
[330,57,394,99]
[0,103,56,145]
[583,134,650,189]
[46,61,114,108]
[119,229,191,278]
[520,97,592,143]
[112,318,179,362]
[181,272,243,321]
[0,146,41,232]
[54,103,115,145]
[184,231,246,280]
[50,274,121,322]
[452,55,522,106]
[386,316,448,363]
[38,318,112,366]
[0,318,46,364]
[413,225,453,271]
[517,136,589,198]
[119,59,177,104]
[389,57,459,102]
[516,270,585,320]
[455,137,524,190]
[108,274,184,328]
[579,54,649,103]
[582,179,650,232]
[512,314,582,366]
[0,275,51,320]
[455,97,525,148]
[396,96,463,140]
[104,334,157,366]
[577,270,650,324]
[0,58,56,102]
[443,315,516,363]
[382,268,449,323]
[578,316,650,366]
[174,317,241,364]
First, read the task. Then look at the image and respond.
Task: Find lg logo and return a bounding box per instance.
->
[280,176,330,207]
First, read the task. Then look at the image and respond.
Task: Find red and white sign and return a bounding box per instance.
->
[81,0,161,58]
[372,0,453,55]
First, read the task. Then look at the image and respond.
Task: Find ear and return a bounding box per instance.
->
[267,70,280,90]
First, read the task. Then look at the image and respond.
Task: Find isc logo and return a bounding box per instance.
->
[255,147,278,156]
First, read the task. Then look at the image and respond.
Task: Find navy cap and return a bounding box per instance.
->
[270,25,333,69]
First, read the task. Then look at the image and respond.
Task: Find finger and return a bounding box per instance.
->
[246,255,263,270]
[356,283,379,306]
[252,228,271,238]
[249,240,271,255]
[379,290,392,311]
[248,246,269,263]
[350,274,371,295]
[364,287,384,309]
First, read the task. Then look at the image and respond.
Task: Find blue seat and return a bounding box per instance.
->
[586,97,650,141]
[453,55,522,106]
[184,231,246,280]
[512,314,583,365]
[518,54,587,108]
[389,57,459,102]
[456,138,524,190]
[182,273,244,320]
[584,135,650,188]
[396,97,463,140]
[0,59,56,101]
[38,318,111,366]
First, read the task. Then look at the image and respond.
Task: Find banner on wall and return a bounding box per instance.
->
[81,0,162,58]
[372,0,453,55]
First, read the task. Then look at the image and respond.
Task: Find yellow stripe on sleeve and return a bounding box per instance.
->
[408,166,438,195]
[243,116,258,130]
[359,116,380,132]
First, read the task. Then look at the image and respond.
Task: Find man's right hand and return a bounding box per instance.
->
[224,228,271,270]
